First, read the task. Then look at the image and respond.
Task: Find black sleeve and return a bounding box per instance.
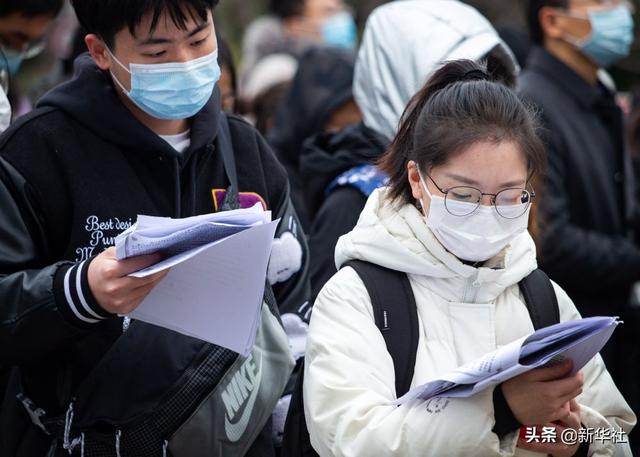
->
[308,186,367,301]
[492,384,521,439]
[537,118,640,294]
[0,156,111,366]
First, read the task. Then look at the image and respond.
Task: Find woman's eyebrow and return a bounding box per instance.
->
[444,173,480,186]
[444,173,526,188]
[500,179,527,188]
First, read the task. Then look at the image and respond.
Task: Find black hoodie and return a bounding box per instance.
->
[0,54,308,455]
[299,123,387,300]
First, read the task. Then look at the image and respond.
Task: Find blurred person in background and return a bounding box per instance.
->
[0,0,64,131]
[241,53,298,135]
[216,32,238,113]
[304,0,519,301]
[240,0,357,90]
[519,0,640,450]
[267,46,360,229]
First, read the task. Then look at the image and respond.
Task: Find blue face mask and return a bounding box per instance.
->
[321,12,357,49]
[571,5,634,68]
[109,49,221,120]
[1,49,25,76]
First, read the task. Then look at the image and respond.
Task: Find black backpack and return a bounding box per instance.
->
[281,260,559,457]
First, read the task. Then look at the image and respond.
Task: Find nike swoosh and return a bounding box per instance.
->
[225,353,263,442]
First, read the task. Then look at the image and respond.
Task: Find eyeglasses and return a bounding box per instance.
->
[427,175,535,219]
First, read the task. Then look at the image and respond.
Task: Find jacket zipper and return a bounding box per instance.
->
[462,271,480,303]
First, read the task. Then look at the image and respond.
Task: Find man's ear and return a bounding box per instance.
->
[85,34,111,71]
[539,6,566,41]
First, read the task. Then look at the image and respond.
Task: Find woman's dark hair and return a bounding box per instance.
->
[379,59,546,206]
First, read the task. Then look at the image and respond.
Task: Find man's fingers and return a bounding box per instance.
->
[114,268,169,291]
[119,253,164,276]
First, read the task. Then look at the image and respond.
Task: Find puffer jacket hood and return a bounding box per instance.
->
[335,187,538,303]
[354,0,514,142]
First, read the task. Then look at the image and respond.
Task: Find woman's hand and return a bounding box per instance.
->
[517,399,582,457]
[501,359,583,426]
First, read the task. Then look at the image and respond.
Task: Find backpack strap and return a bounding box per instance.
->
[518,269,560,330]
[343,260,419,397]
[217,115,240,211]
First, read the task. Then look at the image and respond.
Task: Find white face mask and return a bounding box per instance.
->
[419,173,531,262]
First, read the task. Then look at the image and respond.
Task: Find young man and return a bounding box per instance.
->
[0,0,308,455]
[519,0,639,451]
[0,0,64,131]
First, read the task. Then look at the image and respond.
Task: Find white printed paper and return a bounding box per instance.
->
[395,316,620,404]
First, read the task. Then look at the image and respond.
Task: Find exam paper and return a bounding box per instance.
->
[395,316,620,404]
[114,204,278,356]
[128,220,279,356]
[115,203,271,260]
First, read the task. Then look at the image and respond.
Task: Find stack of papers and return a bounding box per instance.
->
[114,204,279,356]
[396,316,620,404]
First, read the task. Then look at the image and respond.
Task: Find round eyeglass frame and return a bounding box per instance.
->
[426,174,536,219]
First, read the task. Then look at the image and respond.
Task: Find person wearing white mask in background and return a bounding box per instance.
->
[0,0,63,132]
[303,59,635,456]
[519,2,640,450]
[239,0,357,92]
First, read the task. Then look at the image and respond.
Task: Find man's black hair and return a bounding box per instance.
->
[527,0,569,44]
[269,0,305,19]
[0,0,64,18]
[71,0,219,48]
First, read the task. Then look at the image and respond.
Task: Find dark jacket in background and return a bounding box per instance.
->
[519,46,640,317]
[520,48,640,456]
[0,55,309,456]
[267,47,357,229]
[300,122,387,300]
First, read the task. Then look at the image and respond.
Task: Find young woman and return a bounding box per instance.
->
[303,60,635,457]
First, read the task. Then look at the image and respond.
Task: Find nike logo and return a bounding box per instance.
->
[222,352,263,442]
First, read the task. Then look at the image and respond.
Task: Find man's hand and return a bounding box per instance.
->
[517,399,582,457]
[502,359,583,426]
[88,247,169,315]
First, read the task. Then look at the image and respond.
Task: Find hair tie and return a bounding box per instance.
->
[463,69,489,81]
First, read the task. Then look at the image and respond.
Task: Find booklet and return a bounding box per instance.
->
[114,204,278,356]
[395,316,620,405]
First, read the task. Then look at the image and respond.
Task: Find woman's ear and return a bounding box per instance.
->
[407,160,424,202]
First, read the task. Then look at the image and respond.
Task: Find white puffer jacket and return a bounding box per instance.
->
[304,188,636,456]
